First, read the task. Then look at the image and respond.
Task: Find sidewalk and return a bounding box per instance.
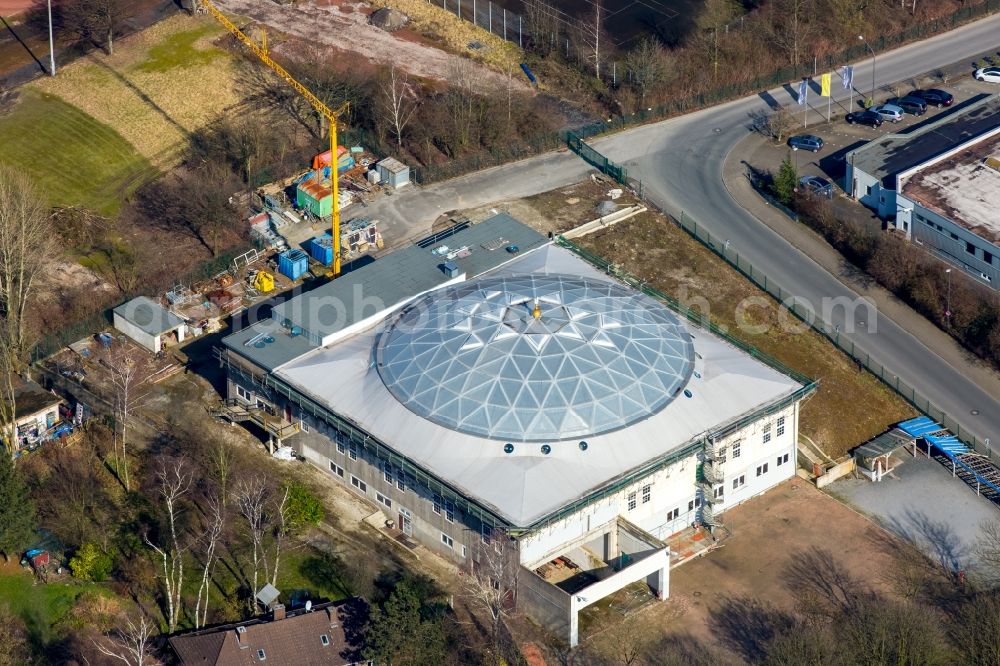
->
[722,132,1000,401]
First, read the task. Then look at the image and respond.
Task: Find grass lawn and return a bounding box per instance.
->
[0,571,99,643]
[0,89,156,214]
[137,23,227,73]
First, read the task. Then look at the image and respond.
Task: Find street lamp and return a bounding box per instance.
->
[945,268,952,322]
[858,35,875,107]
[47,0,55,76]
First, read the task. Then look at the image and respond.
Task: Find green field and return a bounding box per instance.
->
[0,572,93,643]
[136,24,226,73]
[0,90,157,215]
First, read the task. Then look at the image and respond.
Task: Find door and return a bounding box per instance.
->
[398,507,413,536]
[284,403,292,423]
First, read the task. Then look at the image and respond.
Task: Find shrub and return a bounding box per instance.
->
[69,543,113,583]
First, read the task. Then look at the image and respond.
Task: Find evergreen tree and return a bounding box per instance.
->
[774,153,798,206]
[364,581,446,666]
[0,453,35,561]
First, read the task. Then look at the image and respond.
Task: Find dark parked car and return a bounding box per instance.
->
[909,88,954,107]
[845,110,884,127]
[886,96,928,115]
[788,134,824,152]
[799,176,833,197]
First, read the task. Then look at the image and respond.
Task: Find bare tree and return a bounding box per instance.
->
[754,106,796,143]
[523,0,562,55]
[575,0,605,79]
[625,38,670,110]
[377,65,419,148]
[0,165,54,449]
[210,439,234,506]
[764,0,814,68]
[696,0,741,80]
[104,343,151,491]
[194,493,225,629]
[975,519,1000,586]
[269,484,290,587]
[144,460,193,633]
[463,529,520,657]
[93,613,157,666]
[63,0,126,56]
[235,475,270,606]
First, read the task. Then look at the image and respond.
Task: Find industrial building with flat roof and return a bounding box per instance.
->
[217,214,814,645]
[846,94,1000,286]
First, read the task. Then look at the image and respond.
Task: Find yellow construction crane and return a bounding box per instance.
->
[202,1,350,276]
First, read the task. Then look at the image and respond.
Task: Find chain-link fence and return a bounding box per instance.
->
[428,0,526,46]
[565,130,627,184]
[670,210,994,460]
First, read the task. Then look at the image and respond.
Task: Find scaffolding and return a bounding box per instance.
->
[899,416,1000,500]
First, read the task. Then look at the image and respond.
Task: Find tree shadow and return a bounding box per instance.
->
[885,508,969,575]
[298,549,354,600]
[89,56,189,138]
[707,595,793,663]
[785,546,868,615]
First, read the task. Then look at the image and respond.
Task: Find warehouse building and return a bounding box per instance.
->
[217,214,813,645]
[845,94,1000,287]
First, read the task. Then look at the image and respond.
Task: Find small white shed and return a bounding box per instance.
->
[376,157,410,189]
[113,296,186,353]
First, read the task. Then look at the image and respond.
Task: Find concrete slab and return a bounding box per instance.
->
[827,454,1000,573]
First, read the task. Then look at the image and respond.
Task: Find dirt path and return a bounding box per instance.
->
[212,0,523,90]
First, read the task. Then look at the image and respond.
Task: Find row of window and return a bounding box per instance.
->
[626,483,654,511]
[920,216,997,266]
[713,453,791,499]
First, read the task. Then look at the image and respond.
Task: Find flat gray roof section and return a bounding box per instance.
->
[271,213,548,345]
[114,296,185,336]
[224,320,318,371]
[855,428,914,460]
[848,94,1000,188]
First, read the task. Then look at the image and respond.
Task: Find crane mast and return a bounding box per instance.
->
[202,0,349,276]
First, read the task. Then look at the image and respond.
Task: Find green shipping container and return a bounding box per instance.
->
[296,178,333,217]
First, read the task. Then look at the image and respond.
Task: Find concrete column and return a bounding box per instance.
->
[647,553,669,600]
[569,604,579,647]
[604,528,619,561]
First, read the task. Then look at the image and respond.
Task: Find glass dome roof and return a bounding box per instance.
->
[374,274,695,442]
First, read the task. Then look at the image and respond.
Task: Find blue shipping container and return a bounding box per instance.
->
[309,234,334,266]
[279,249,309,280]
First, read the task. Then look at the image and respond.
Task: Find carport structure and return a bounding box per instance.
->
[854,427,917,482]
[899,416,1000,500]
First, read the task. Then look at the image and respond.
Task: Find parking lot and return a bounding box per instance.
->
[749,69,1000,196]
[828,454,999,574]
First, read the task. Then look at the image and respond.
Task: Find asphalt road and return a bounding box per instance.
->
[367,13,1000,447]
[588,14,1000,448]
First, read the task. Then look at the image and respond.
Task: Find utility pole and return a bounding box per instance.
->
[47,0,55,76]
[945,268,952,322]
[859,35,876,107]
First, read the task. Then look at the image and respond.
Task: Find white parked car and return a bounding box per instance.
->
[873,104,904,122]
[974,67,1000,83]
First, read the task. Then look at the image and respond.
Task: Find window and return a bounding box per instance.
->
[432,494,442,515]
[865,185,872,196]
[642,484,651,504]
[351,475,367,493]
[384,462,393,484]
[756,463,769,477]
[257,649,266,661]
[666,507,680,521]
[336,440,346,455]
[777,453,790,466]
[732,474,745,490]
[396,468,406,492]
[732,441,741,459]
[718,446,727,463]
[628,492,637,511]
[777,416,786,437]
[713,485,724,500]
[329,461,344,478]
[236,384,251,401]
[985,250,994,266]
[763,423,772,444]
[445,500,455,523]
[348,443,358,461]
[441,533,454,549]
[688,498,702,511]
[461,545,467,558]
[951,232,959,240]
[320,634,330,647]
[376,492,392,509]
[967,241,976,255]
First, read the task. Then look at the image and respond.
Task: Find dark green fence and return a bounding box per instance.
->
[566,131,627,184]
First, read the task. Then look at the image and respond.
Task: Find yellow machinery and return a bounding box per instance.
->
[202,1,350,277]
[252,270,275,293]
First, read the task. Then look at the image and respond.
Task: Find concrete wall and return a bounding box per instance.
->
[517,568,571,641]
[903,195,1000,287]
[113,313,158,353]
[815,458,856,489]
[847,164,889,215]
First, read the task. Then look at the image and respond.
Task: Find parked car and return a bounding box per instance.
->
[845,110,884,127]
[788,134,824,152]
[975,67,1000,83]
[799,176,833,197]
[886,96,927,115]
[909,88,954,107]
[873,104,904,122]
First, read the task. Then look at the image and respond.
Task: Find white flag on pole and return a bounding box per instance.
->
[798,79,808,106]
[842,65,853,90]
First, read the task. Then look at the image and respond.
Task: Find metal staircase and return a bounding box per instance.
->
[697,439,725,533]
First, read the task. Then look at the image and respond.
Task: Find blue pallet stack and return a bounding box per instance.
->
[278,249,309,280]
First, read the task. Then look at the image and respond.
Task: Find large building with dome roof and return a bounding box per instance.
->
[218,213,814,646]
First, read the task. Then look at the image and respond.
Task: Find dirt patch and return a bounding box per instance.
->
[578,480,925,662]
[213,0,526,90]
[37,261,116,299]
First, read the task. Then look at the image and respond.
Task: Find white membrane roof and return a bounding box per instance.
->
[275,244,804,526]
[374,274,694,442]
